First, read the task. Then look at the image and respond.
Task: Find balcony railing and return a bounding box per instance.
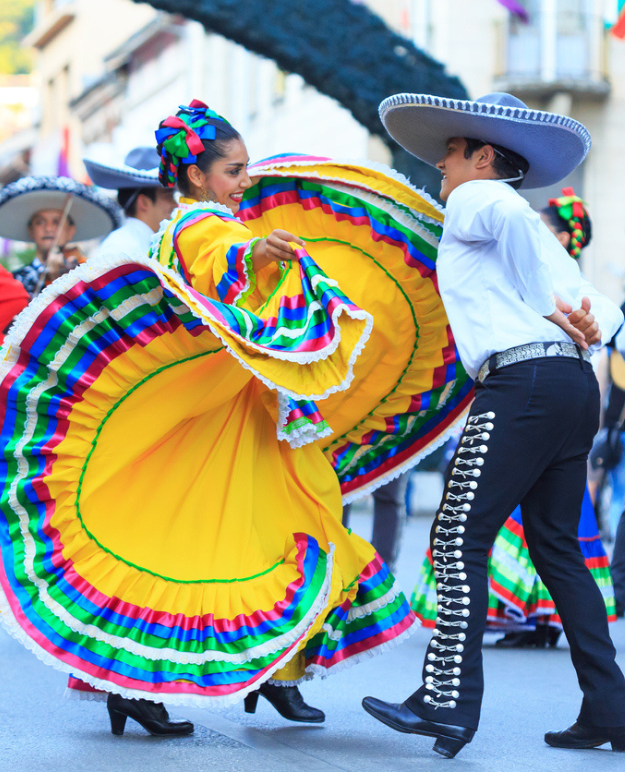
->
[494,7,610,99]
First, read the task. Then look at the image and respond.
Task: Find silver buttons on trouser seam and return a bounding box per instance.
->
[424,411,495,710]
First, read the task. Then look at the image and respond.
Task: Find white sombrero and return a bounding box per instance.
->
[0,176,122,242]
[378,92,591,189]
[83,147,161,190]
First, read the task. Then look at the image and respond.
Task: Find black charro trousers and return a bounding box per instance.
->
[406,356,625,731]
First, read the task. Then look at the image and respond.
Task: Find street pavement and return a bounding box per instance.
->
[1,504,624,772]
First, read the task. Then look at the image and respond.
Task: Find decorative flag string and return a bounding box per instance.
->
[496,0,530,23]
[610,0,625,38]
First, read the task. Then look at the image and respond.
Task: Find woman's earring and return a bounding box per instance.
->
[200,187,209,202]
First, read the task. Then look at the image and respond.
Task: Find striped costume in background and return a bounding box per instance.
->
[412,487,615,631]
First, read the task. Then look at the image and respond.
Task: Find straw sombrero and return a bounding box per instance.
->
[0,176,122,242]
[379,92,591,189]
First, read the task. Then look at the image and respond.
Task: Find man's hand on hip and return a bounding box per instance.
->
[556,295,601,347]
[544,295,601,350]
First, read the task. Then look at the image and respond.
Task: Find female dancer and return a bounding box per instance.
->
[0,101,471,735]
[411,188,616,646]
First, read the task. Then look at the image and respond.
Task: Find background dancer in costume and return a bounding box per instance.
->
[411,188,616,648]
[0,100,471,738]
[84,147,176,259]
[363,91,625,758]
[0,176,121,297]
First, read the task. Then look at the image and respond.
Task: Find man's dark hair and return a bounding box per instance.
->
[463,138,530,190]
[117,187,158,217]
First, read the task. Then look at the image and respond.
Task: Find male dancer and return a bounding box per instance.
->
[363,92,625,757]
[84,147,176,259]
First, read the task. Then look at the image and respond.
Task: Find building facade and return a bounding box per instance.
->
[23,0,156,176]
[73,13,376,168]
[17,0,625,300]
[371,0,625,299]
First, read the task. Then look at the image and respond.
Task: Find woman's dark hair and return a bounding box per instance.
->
[156,112,241,197]
[117,187,157,217]
[540,199,592,259]
[463,137,530,190]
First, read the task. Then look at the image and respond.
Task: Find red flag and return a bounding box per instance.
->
[612,12,625,38]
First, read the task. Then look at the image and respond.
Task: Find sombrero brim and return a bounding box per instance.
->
[0,177,122,242]
[379,94,591,189]
[84,158,161,190]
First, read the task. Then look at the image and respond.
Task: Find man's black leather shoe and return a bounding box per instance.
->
[545,721,625,751]
[362,696,474,758]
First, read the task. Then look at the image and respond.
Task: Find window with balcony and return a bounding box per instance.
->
[496,0,609,97]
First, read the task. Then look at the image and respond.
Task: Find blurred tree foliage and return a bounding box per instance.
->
[0,0,36,75]
[137,0,468,197]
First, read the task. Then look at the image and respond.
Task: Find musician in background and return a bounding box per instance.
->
[0,176,121,297]
[16,208,79,295]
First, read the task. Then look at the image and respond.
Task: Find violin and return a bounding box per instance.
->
[59,245,87,269]
[40,245,87,291]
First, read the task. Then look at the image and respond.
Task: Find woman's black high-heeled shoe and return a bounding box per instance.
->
[107,693,194,737]
[243,682,325,723]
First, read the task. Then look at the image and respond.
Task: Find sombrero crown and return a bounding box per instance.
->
[379,92,591,189]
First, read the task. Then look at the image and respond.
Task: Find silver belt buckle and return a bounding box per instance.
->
[477,361,490,383]
[477,342,590,383]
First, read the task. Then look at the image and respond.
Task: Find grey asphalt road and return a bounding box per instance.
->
[1,506,624,772]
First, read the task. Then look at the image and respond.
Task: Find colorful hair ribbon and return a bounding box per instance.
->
[155,99,229,187]
[548,186,589,259]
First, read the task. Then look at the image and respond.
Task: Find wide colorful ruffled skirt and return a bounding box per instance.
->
[0,157,472,705]
[412,488,616,630]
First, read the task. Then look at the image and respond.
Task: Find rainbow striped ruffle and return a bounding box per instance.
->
[412,490,616,630]
[304,553,413,674]
[242,156,474,500]
[0,155,469,703]
[0,246,386,704]
[150,201,376,446]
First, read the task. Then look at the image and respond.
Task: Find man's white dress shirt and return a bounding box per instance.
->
[96,217,155,260]
[437,180,623,380]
